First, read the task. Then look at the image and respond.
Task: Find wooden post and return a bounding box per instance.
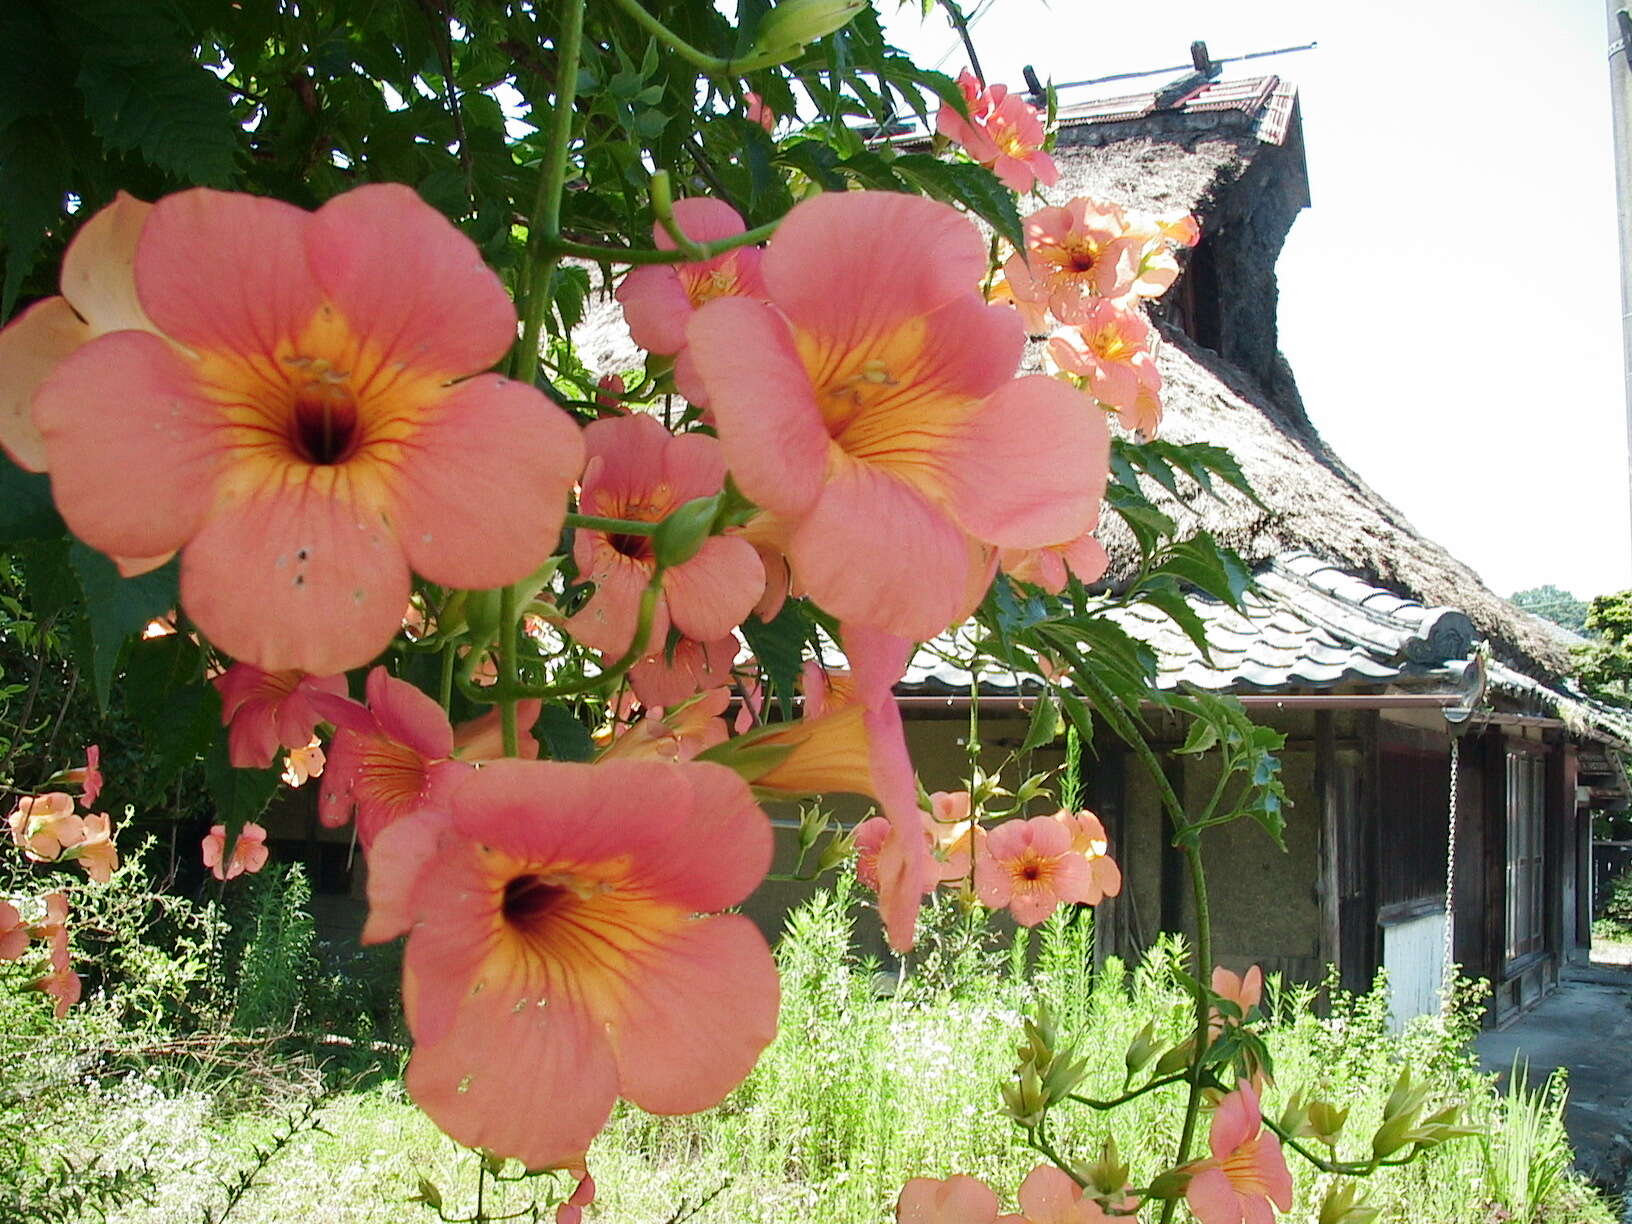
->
[1314,711,1341,979]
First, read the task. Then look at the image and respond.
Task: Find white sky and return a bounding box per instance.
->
[881,0,1631,601]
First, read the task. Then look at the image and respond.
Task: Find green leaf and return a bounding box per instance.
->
[740,600,809,719]
[68,543,179,711]
[1019,694,1060,752]
[892,153,1024,249]
[0,456,64,543]
[123,633,219,786]
[74,1,238,186]
[535,703,594,762]
[1158,534,1252,610]
[1175,717,1219,756]
[204,732,283,840]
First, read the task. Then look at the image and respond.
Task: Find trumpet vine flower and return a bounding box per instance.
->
[935,71,1059,194]
[32,184,584,675]
[567,416,763,658]
[363,758,779,1171]
[975,814,1103,927]
[616,198,767,404]
[215,663,349,769]
[1186,1080,1294,1224]
[201,822,271,880]
[73,814,119,883]
[688,190,1106,642]
[8,793,83,862]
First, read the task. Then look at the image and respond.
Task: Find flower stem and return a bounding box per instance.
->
[490,565,663,703]
[1157,840,1212,1224]
[512,0,585,387]
[602,0,792,76]
[498,583,521,757]
[544,222,779,266]
[439,642,455,715]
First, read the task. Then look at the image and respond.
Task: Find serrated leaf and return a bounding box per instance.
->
[892,153,1024,249]
[740,600,809,719]
[1175,718,1219,756]
[68,543,179,711]
[1019,694,1060,752]
[76,9,238,187]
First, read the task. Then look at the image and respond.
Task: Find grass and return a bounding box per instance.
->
[2,880,1618,1224]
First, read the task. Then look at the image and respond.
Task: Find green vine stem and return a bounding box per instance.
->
[603,0,794,77]
[1066,1071,1190,1112]
[545,223,778,266]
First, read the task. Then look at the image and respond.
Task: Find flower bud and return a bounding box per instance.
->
[1307,1100,1349,1147]
[1143,1168,1192,1200]
[1001,1064,1048,1129]
[653,494,722,569]
[1083,1137,1130,1198]
[1319,1182,1379,1224]
[815,829,856,874]
[1124,1021,1161,1080]
[751,0,865,61]
[1153,1037,1195,1077]
[462,588,504,645]
[797,803,831,852]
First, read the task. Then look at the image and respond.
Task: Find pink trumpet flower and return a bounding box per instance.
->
[567,416,764,658]
[688,191,1107,642]
[616,198,767,405]
[363,759,779,1171]
[1186,1080,1294,1224]
[32,184,584,675]
[214,664,349,769]
[975,815,1103,927]
[201,822,271,880]
[896,1173,1010,1224]
[935,70,1059,194]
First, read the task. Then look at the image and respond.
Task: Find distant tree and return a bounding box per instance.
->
[1511,583,1591,634]
[1575,590,1632,706]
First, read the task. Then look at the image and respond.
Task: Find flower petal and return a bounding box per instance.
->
[944,375,1109,549]
[788,461,971,642]
[308,183,518,378]
[135,189,321,361]
[394,374,583,591]
[1185,1168,1245,1224]
[0,298,88,471]
[600,913,778,1115]
[763,192,987,338]
[61,191,154,335]
[362,810,452,944]
[661,535,765,642]
[179,483,409,674]
[686,297,829,517]
[617,266,695,355]
[34,331,219,558]
[405,950,620,1172]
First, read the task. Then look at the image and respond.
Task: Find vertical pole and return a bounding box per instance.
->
[1606,2,1632,556]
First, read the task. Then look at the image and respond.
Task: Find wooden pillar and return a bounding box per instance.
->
[1480,727,1508,989]
[1314,711,1341,977]
[1085,738,1128,964]
[1336,711,1380,995]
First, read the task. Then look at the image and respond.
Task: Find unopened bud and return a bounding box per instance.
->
[797,804,830,852]
[751,0,865,60]
[1319,1182,1379,1224]
[1084,1137,1130,1197]
[1144,1168,1192,1200]
[1124,1021,1161,1080]
[1307,1100,1349,1146]
[653,495,722,569]
[1001,1064,1048,1128]
[1154,1037,1195,1078]
[816,829,856,874]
